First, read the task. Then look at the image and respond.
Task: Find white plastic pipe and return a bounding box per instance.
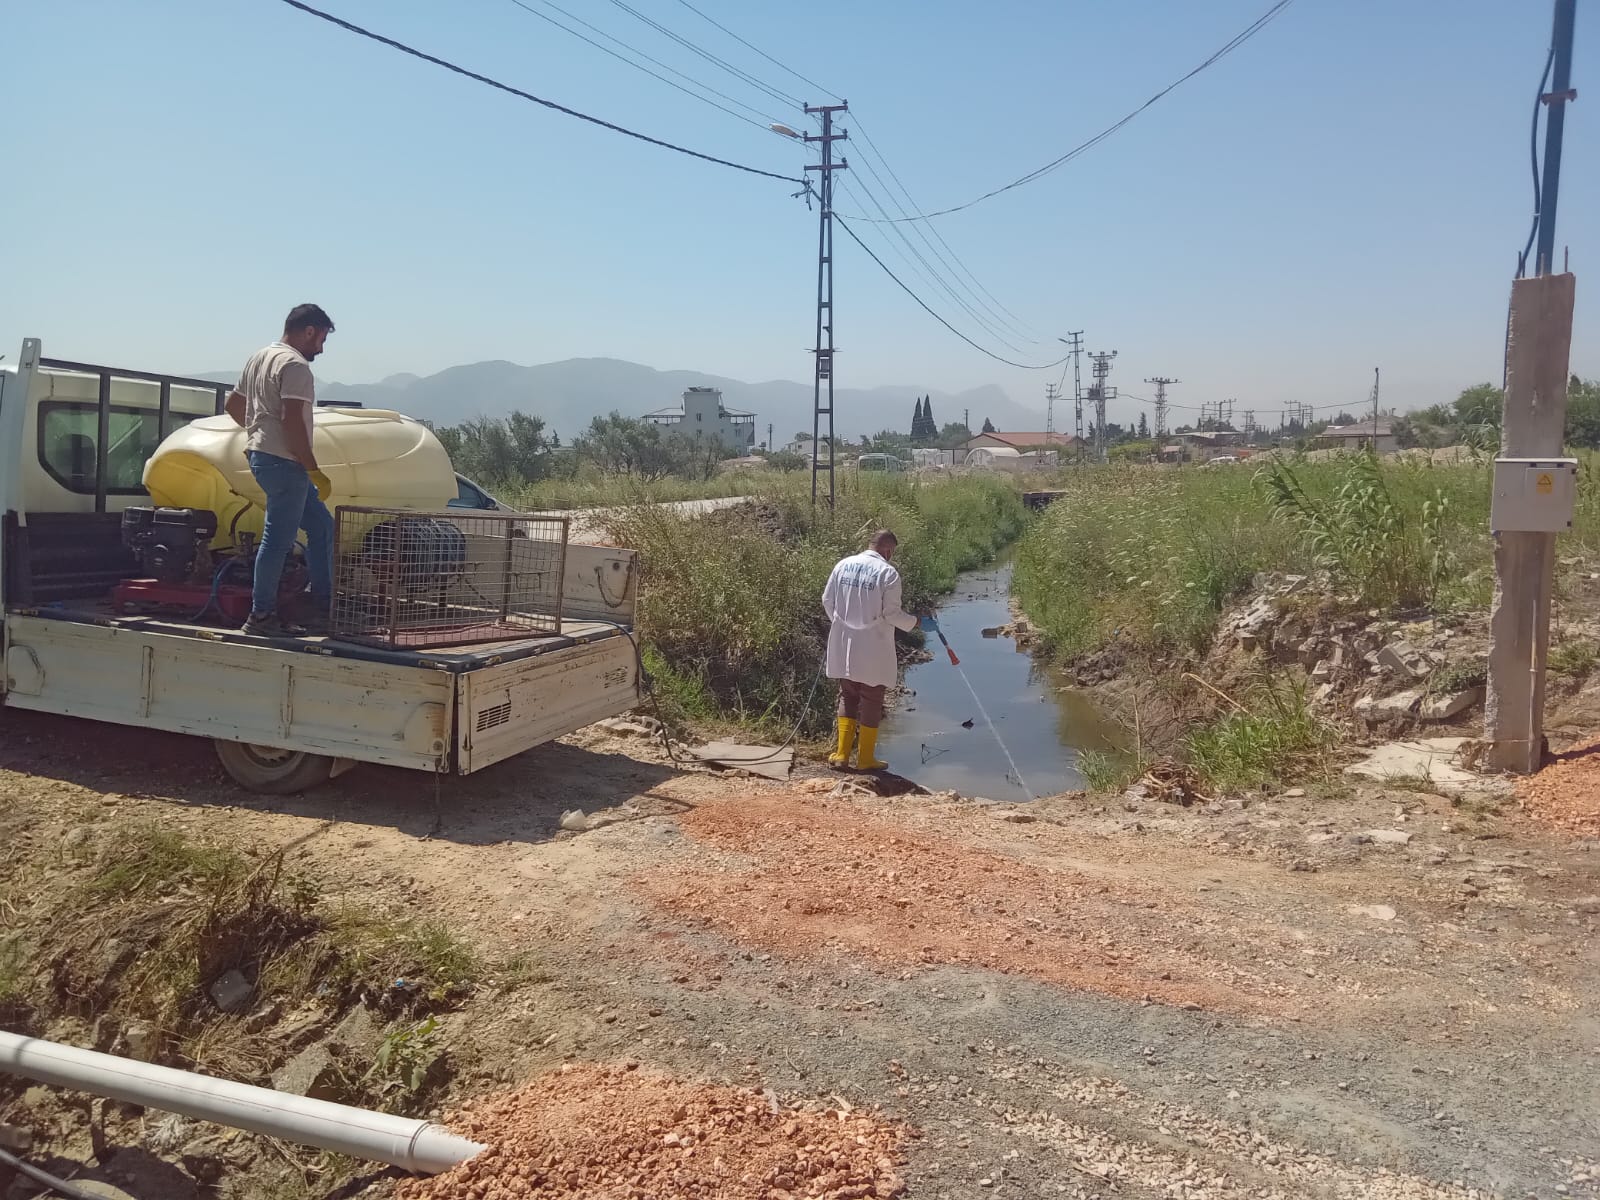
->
[0,1030,483,1175]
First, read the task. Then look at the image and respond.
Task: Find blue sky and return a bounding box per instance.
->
[2,0,1594,429]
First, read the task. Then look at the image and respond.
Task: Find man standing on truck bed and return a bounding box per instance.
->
[822,530,921,772]
[224,304,336,637]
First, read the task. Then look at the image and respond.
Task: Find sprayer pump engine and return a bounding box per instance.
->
[120,507,218,584]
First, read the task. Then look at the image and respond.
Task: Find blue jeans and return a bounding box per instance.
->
[247,450,334,617]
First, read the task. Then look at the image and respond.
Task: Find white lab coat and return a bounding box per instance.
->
[822,549,918,689]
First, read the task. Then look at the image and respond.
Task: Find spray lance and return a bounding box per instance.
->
[917,612,1034,801]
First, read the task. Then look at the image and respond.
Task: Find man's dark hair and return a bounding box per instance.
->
[283,303,335,335]
[870,529,898,549]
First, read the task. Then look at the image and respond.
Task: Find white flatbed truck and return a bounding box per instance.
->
[0,338,645,792]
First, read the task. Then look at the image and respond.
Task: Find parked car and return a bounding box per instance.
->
[449,473,504,509]
[856,453,906,473]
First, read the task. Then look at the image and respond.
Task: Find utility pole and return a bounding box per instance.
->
[767,422,773,451]
[1243,410,1258,442]
[1146,376,1178,440]
[1370,367,1381,443]
[1487,0,1579,773]
[1089,351,1117,463]
[1060,332,1085,450]
[1044,382,1058,435]
[804,102,848,507]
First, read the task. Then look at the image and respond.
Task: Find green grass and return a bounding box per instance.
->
[1548,639,1600,677]
[1014,453,1500,664]
[604,473,1027,736]
[1184,676,1334,792]
[84,823,249,900]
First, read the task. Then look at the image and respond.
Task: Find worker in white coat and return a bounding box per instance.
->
[821,530,922,771]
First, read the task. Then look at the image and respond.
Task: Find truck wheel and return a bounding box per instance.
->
[213,740,335,794]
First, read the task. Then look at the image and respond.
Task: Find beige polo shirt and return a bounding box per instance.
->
[237,341,315,462]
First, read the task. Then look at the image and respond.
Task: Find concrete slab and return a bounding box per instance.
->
[691,742,794,781]
[1344,737,1512,799]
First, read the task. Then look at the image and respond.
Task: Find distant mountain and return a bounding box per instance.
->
[184,357,1043,442]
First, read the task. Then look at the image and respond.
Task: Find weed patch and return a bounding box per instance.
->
[1184,676,1334,792]
[1549,640,1599,678]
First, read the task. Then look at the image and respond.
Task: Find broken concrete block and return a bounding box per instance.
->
[271,1043,340,1100]
[1356,689,1423,721]
[1314,682,1337,705]
[1377,641,1426,679]
[1420,687,1483,722]
[207,970,252,1014]
[1310,660,1332,683]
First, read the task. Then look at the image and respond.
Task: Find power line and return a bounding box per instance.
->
[504,0,790,131]
[837,0,1295,224]
[837,173,1033,355]
[602,0,804,111]
[274,0,803,185]
[652,0,1042,341]
[845,115,1039,341]
[835,216,1069,372]
[670,0,841,101]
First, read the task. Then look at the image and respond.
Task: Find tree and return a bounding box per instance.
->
[937,421,970,449]
[922,395,937,438]
[572,413,676,480]
[431,410,554,486]
[1453,383,1503,426]
[1566,377,1600,448]
[1137,412,1150,440]
[909,397,924,438]
[981,417,996,434]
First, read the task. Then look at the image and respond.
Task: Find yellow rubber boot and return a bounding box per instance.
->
[856,726,888,771]
[827,717,858,769]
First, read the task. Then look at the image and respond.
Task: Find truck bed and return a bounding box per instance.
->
[23,598,632,674]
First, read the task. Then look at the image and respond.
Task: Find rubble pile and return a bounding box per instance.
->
[1223,573,1488,730]
[396,1062,909,1200]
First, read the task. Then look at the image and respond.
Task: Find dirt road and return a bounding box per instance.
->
[1,707,1597,1199]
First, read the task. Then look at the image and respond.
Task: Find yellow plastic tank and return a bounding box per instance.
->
[143,409,458,547]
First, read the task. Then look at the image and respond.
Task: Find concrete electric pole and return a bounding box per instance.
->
[1486,0,1579,774]
[804,102,848,508]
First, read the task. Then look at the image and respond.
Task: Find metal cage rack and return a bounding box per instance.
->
[330,508,568,649]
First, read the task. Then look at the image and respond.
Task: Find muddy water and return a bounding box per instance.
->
[877,562,1123,800]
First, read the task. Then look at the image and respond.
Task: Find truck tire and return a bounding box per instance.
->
[213,739,335,794]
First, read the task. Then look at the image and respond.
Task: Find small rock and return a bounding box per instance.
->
[121,1022,158,1062]
[1350,904,1397,921]
[994,810,1036,824]
[559,809,589,832]
[1366,829,1413,845]
[1282,788,1307,798]
[1310,660,1332,683]
[1378,641,1425,679]
[207,969,252,1014]
[1573,896,1600,915]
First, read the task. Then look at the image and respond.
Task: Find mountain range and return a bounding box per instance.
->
[190,357,1045,444]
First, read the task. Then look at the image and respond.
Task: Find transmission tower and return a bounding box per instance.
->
[1062,332,1085,447]
[1044,382,1059,436]
[804,101,848,508]
[1145,376,1179,440]
[1089,350,1118,463]
[1243,409,1258,442]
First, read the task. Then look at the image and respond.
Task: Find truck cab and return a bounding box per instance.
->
[0,339,645,793]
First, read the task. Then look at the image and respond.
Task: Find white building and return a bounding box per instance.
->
[643,386,755,451]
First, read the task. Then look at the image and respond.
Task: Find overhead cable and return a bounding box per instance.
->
[275,0,804,184]
[671,0,842,101]
[838,0,1295,224]
[836,216,1069,372]
[602,0,804,110]
[503,0,789,131]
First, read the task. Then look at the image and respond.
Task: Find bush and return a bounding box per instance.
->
[1013,454,1499,664]
[1184,675,1333,791]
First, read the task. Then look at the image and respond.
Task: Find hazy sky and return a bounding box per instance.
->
[2,0,1595,430]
